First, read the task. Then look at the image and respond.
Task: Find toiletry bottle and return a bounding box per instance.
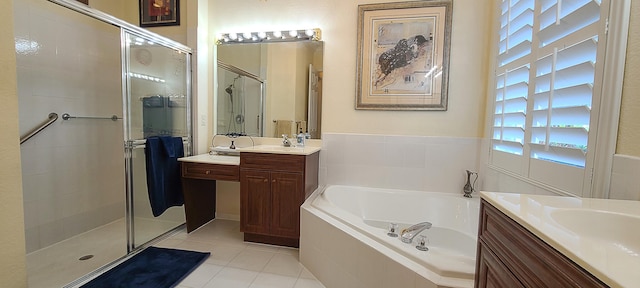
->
[305,129,311,139]
[297,129,305,147]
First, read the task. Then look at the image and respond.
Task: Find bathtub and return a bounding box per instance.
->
[300,185,480,288]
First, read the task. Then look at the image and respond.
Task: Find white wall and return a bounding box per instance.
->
[1,0,28,285]
[611,0,640,200]
[207,0,493,218]
[209,0,492,138]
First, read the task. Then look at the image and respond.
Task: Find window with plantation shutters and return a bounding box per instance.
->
[492,0,534,162]
[490,0,608,196]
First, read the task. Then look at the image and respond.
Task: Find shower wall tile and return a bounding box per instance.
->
[320,133,482,194]
[610,154,640,200]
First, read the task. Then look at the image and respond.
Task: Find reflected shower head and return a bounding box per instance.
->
[225,85,233,96]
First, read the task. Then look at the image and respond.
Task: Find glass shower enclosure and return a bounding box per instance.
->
[124,31,191,251]
[15,0,192,287]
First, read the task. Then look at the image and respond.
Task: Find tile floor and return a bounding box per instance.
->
[28,218,324,288]
[156,219,325,288]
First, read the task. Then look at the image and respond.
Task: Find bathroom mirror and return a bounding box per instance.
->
[216,41,324,139]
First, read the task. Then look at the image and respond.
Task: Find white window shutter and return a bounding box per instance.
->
[490,0,607,195]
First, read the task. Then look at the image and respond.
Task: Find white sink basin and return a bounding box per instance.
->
[550,209,640,254]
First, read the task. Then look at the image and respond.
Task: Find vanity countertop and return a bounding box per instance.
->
[178,144,321,165]
[178,154,240,165]
[237,145,321,156]
[480,191,640,288]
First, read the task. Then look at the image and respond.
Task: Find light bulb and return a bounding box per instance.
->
[273,31,282,38]
[228,33,238,40]
[258,31,267,39]
[305,29,315,37]
[243,32,252,39]
[289,30,298,37]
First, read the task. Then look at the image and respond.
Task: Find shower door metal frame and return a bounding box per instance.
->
[122,29,193,253]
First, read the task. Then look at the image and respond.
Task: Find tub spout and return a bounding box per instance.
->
[400,222,432,244]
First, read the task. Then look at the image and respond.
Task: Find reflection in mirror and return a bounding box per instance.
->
[216,41,324,139]
[217,62,265,137]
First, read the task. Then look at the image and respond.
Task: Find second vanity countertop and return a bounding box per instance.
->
[236,144,321,156]
[481,191,640,288]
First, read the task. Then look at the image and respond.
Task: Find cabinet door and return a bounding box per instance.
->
[270,172,304,238]
[240,170,271,235]
[476,243,524,288]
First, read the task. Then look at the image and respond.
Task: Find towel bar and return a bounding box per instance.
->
[62,113,121,121]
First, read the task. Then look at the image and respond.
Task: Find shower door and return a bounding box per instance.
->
[123,31,191,251]
[16,0,127,286]
[17,0,192,286]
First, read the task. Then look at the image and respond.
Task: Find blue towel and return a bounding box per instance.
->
[145,136,185,217]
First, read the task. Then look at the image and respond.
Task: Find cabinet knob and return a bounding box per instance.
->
[263,179,268,183]
[272,179,276,183]
[205,170,211,175]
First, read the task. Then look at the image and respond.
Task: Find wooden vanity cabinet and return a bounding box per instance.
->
[240,152,319,247]
[180,162,239,232]
[475,200,608,288]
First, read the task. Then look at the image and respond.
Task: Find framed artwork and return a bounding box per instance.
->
[139,0,180,27]
[356,1,453,111]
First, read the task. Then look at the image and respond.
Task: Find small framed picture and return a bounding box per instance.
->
[356,1,453,111]
[139,0,180,27]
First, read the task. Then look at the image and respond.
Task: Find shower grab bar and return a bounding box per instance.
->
[20,113,59,144]
[62,113,121,121]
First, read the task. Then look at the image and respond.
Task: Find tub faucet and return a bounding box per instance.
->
[400,222,432,243]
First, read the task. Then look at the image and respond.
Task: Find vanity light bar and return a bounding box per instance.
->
[216,28,321,44]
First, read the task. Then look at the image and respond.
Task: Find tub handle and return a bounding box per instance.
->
[416,235,429,251]
[387,223,398,237]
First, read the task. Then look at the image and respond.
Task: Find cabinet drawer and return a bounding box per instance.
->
[181,162,239,181]
[479,201,607,288]
[476,242,524,288]
[240,152,305,172]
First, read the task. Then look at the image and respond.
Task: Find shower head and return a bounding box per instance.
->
[225,85,233,96]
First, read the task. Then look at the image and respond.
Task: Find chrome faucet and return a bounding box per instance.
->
[282,134,291,147]
[400,222,432,243]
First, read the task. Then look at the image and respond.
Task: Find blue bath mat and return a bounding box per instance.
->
[80,246,210,288]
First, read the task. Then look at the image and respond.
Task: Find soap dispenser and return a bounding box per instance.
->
[296,129,305,147]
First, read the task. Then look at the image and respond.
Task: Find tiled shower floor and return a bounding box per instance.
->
[26,219,127,288]
[27,219,325,288]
